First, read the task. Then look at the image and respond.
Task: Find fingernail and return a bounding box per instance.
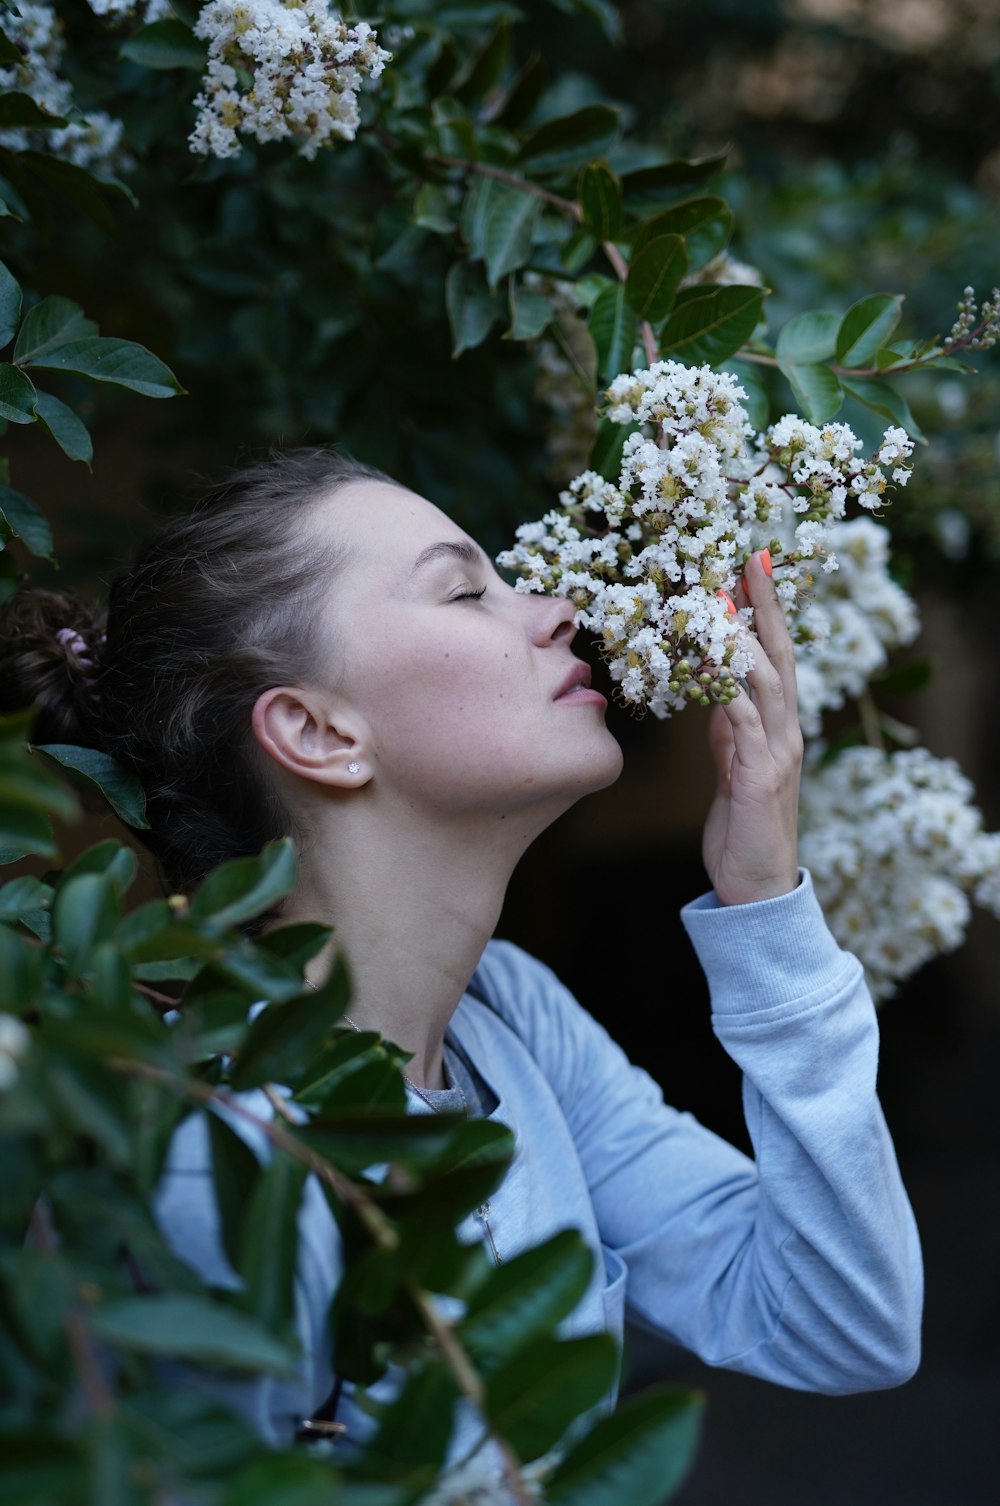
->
[759,548,773,578]
[717,589,737,617]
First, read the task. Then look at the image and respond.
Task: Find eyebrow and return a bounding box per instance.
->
[406,540,489,580]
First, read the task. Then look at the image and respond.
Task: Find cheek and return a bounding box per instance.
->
[358,625,532,761]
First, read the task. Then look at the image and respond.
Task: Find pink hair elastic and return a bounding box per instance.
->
[56,627,94,669]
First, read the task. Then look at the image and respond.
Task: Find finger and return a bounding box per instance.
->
[707,703,736,791]
[742,549,799,724]
[719,682,773,772]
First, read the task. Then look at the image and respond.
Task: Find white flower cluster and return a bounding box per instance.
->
[0,1013,30,1093]
[799,745,1000,1000]
[189,1,391,161]
[85,0,174,19]
[787,517,920,736]
[498,359,914,719]
[0,2,127,173]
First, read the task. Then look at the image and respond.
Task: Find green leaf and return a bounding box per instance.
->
[188,838,298,932]
[0,1435,85,1506]
[0,874,51,923]
[0,921,44,1008]
[208,1112,263,1270]
[578,163,622,241]
[33,745,150,828]
[835,294,904,368]
[589,416,634,480]
[484,186,540,289]
[90,1294,300,1375]
[445,260,501,357]
[11,152,136,233]
[507,281,552,341]
[0,807,57,863]
[412,182,456,235]
[0,718,79,824]
[240,1154,308,1332]
[57,838,137,898]
[657,285,764,366]
[358,1364,457,1480]
[229,954,349,1090]
[589,282,637,381]
[870,657,935,695]
[0,92,66,129]
[841,376,926,442]
[0,364,36,424]
[632,197,732,272]
[546,1386,705,1506]
[24,337,185,398]
[31,391,93,465]
[0,32,23,66]
[12,295,96,364]
[548,0,622,42]
[459,175,505,262]
[485,1334,619,1461]
[518,106,620,177]
[781,362,843,424]
[453,17,512,104]
[119,19,207,71]
[624,233,686,322]
[461,1229,594,1372]
[619,150,730,196]
[775,309,841,366]
[303,1112,512,1183]
[431,96,474,160]
[51,872,119,977]
[0,486,52,559]
[254,920,331,971]
[495,49,548,129]
[723,359,769,433]
[0,260,21,348]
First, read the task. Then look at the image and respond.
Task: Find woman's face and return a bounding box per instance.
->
[311,481,623,817]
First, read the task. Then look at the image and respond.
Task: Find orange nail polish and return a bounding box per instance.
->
[717,589,737,617]
[759,548,773,578]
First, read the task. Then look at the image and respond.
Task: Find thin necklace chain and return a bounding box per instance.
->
[302,979,502,1262]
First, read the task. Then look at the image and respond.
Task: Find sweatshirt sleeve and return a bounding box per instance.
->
[479,870,923,1395]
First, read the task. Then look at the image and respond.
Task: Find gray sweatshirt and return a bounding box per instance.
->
[153,870,923,1468]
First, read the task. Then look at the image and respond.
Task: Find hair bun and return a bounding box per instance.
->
[0,588,108,746]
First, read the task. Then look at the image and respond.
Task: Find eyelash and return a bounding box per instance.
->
[453,586,487,602]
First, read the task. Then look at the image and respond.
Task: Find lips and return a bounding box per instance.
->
[554,662,593,699]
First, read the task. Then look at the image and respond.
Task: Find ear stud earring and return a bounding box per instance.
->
[347,761,361,775]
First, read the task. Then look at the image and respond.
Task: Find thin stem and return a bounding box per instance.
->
[28,1198,114,1417]
[856,688,886,752]
[427,150,580,217]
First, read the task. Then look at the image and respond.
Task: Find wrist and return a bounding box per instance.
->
[715,869,802,907]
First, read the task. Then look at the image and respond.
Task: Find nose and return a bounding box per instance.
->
[528,590,577,647]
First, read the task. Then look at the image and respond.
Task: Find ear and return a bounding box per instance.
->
[251,686,371,789]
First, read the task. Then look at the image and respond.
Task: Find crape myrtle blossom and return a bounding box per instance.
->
[189,1,391,160]
[498,360,914,721]
[799,746,1000,1000]
[778,517,920,737]
[0,2,127,173]
[85,1,174,19]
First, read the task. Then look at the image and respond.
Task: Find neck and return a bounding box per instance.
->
[276,789,559,1087]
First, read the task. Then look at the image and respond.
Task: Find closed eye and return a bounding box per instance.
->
[452,586,487,602]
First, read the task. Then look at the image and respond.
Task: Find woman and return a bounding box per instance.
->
[2,448,922,1473]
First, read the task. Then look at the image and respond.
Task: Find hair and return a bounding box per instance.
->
[0,447,397,895]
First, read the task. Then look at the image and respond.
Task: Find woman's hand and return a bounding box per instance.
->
[701,550,804,906]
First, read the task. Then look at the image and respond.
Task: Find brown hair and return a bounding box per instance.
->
[0,447,395,894]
